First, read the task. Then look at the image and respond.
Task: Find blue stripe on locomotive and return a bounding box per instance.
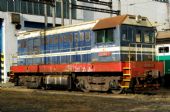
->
[18,54,92,65]
[17,29,93,65]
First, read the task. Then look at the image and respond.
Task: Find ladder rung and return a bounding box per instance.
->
[123,74,131,76]
[123,67,131,70]
[121,86,129,88]
[123,79,131,82]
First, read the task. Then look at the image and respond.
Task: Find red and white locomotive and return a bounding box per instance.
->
[10,15,164,93]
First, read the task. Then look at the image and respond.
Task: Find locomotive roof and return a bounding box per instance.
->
[17,14,153,39]
[157,31,170,39]
[156,31,170,44]
[93,15,153,30]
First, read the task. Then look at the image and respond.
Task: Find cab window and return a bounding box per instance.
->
[136,30,142,42]
[122,28,128,41]
[96,30,105,43]
[105,29,114,42]
[95,28,114,43]
[159,47,169,53]
[144,31,155,43]
[121,26,133,41]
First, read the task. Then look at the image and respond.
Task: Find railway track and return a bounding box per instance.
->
[1,85,170,99]
[1,84,170,112]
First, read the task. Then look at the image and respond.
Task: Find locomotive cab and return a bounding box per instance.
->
[91,15,163,92]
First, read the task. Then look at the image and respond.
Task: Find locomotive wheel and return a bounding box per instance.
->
[81,86,90,93]
[79,82,90,92]
[76,79,90,92]
[110,87,123,94]
[41,84,49,90]
[110,80,123,94]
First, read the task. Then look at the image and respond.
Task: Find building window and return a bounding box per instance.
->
[33,3,39,15]
[0,0,7,11]
[159,47,169,53]
[0,0,77,20]
[15,0,21,13]
[21,1,27,14]
[8,0,15,12]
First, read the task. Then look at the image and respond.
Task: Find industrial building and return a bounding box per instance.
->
[0,0,80,83]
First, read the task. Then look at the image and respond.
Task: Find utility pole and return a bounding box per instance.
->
[74,0,119,16]
[61,0,64,26]
[69,0,72,24]
[110,0,112,17]
[52,0,56,27]
[167,0,170,29]
[44,4,48,28]
[118,0,121,15]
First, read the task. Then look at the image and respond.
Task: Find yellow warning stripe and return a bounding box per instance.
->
[1,53,4,81]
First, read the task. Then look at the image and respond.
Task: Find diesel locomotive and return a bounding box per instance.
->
[10,15,164,93]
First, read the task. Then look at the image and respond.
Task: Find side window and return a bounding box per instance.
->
[144,31,150,43]
[80,32,84,41]
[144,31,155,43]
[159,47,169,53]
[95,29,114,43]
[18,41,21,48]
[149,32,155,43]
[128,27,133,41]
[41,38,45,45]
[105,29,113,42]
[96,30,105,43]
[64,34,67,42]
[49,37,53,44]
[136,30,142,42]
[33,38,40,51]
[21,40,26,48]
[68,33,73,43]
[60,35,63,43]
[85,32,91,42]
[74,33,79,42]
[54,36,58,44]
[122,28,128,41]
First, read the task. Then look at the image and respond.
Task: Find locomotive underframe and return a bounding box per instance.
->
[12,72,122,92]
[11,71,161,94]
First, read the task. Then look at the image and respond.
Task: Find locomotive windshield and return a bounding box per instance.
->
[121,25,156,61]
[121,25,155,44]
[144,30,154,43]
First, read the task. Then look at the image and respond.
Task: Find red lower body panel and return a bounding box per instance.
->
[11,62,122,73]
[10,61,164,77]
[124,61,164,77]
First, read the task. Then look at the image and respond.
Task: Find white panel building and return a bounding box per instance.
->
[78,0,170,31]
